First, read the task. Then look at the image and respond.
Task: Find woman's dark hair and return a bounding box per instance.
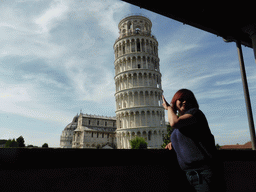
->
[171,89,199,110]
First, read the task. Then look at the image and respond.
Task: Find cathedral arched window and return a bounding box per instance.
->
[148,132,152,141]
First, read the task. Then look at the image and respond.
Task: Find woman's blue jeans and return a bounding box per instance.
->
[185,168,224,192]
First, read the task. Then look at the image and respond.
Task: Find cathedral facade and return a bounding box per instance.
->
[60,15,166,149]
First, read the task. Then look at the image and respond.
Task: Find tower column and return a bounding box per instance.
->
[150,111,153,127]
[129,112,131,128]
[129,132,132,148]
[144,91,146,106]
[135,40,137,52]
[134,112,136,127]
[140,39,142,52]
[146,57,148,69]
[130,40,132,53]
[145,111,148,126]
[128,92,130,108]
[132,92,135,107]
[132,74,134,87]
[145,40,147,53]
[137,72,139,87]
[139,111,142,127]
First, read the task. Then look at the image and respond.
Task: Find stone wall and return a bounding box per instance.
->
[1,149,256,191]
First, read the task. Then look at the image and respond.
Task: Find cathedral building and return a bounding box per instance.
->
[60,113,116,149]
[60,15,166,149]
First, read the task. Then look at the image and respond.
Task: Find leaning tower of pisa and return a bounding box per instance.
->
[114,15,166,149]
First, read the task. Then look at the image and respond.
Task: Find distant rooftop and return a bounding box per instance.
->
[220,142,252,150]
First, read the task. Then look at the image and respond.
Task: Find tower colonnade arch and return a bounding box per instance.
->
[115,128,166,149]
[115,89,163,110]
[114,36,159,59]
[115,71,162,92]
[114,54,160,75]
[115,108,165,130]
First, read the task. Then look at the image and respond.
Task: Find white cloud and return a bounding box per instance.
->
[22,73,68,90]
[0,3,67,59]
[96,1,128,37]
[63,57,115,102]
[159,25,209,60]
[0,97,72,124]
[34,0,69,34]
[215,78,241,86]
[0,79,72,125]
[0,84,31,102]
[0,0,129,127]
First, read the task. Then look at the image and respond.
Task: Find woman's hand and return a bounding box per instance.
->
[165,142,172,150]
[162,95,170,110]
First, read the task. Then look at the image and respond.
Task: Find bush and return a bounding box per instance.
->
[130,137,147,149]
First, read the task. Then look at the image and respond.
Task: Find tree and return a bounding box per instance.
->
[130,137,147,149]
[161,123,174,148]
[5,139,18,148]
[216,144,221,150]
[42,143,49,148]
[17,136,25,147]
[0,139,7,146]
[5,139,12,148]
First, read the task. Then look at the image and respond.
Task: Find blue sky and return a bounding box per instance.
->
[1,0,256,147]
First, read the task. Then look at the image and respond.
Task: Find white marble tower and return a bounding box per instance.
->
[114,15,166,149]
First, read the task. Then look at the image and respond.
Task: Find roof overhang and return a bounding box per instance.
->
[122,1,255,48]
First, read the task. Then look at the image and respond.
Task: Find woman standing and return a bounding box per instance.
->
[162,89,223,192]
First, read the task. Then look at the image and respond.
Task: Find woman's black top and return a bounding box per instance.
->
[171,108,217,171]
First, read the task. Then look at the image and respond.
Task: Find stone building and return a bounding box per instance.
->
[60,113,116,149]
[114,15,166,149]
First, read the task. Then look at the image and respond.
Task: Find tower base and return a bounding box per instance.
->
[116,127,166,149]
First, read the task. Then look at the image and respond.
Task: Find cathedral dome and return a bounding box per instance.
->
[60,114,79,148]
[64,114,79,131]
[64,122,78,131]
